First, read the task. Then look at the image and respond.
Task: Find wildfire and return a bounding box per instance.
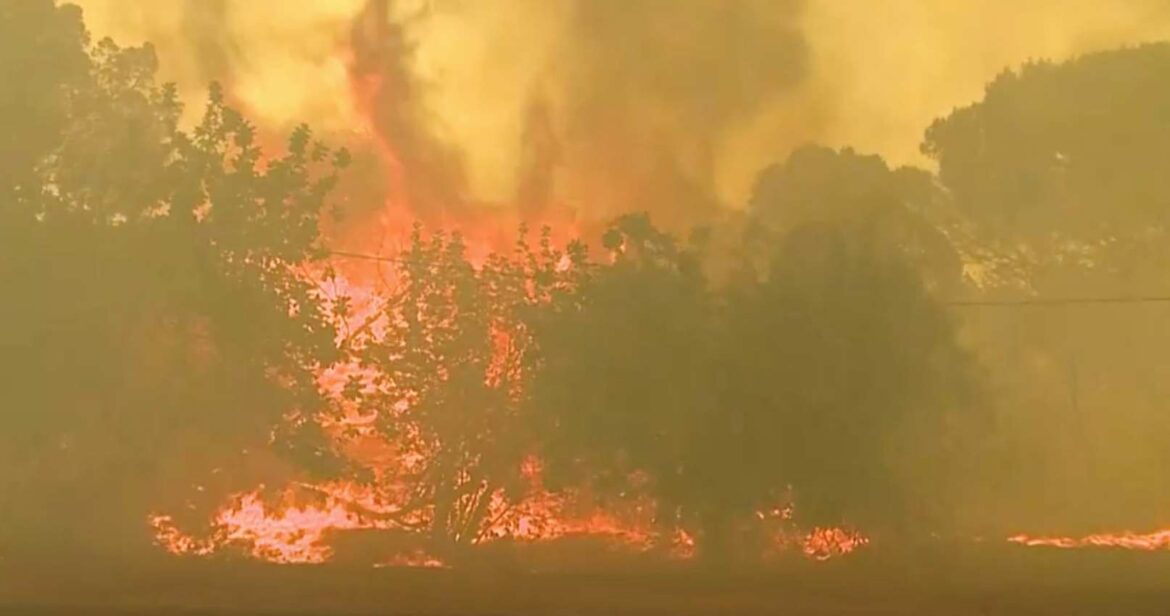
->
[802,527,870,561]
[151,250,872,568]
[149,515,219,558]
[152,481,865,567]
[147,13,867,564]
[151,485,406,564]
[473,473,663,553]
[1008,529,1170,551]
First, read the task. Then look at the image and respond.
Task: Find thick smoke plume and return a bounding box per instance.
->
[72,0,1170,229]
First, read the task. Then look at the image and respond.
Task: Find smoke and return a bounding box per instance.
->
[542,0,809,223]
[45,0,1170,548]
[74,0,367,130]
[179,0,233,85]
[803,0,1170,166]
[349,0,470,221]
[69,0,1170,228]
[344,0,812,226]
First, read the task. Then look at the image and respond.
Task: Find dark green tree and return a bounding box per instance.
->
[921,42,1170,533]
[924,43,1170,240]
[0,1,347,560]
[527,214,978,561]
[750,145,963,294]
[722,222,978,538]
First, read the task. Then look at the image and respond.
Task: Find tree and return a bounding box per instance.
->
[526,214,978,561]
[0,1,347,560]
[923,43,1170,240]
[527,215,720,546]
[749,145,963,294]
[921,43,1170,533]
[744,146,985,542]
[341,224,586,559]
[721,221,978,537]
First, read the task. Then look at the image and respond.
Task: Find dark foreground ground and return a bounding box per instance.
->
[3,545,1169,615]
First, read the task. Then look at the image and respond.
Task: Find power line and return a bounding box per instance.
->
[325,249,1170,308]
[329,249,397,264]
[945,296,1170,307]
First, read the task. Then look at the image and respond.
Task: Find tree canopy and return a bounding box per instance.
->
[0,0,347,559]
[922,42,1170,533]
[527,214,979,559]
[924,43,1170,240]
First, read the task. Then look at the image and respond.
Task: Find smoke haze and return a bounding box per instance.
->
[14,1,1170,592]
[68,0,1170,225]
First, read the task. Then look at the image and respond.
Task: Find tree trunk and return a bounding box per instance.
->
[430,480,458,560]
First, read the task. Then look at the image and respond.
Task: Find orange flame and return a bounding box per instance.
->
[152,482,866,566]
[801,527,870,561]
[1008,529,1170,551]
[151,268,871,566]
[151,485,414,564]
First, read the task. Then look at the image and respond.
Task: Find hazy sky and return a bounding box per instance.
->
[72,0,1170,216]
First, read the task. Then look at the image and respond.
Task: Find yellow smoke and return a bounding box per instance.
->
[805,0,1170,166]
[74,0,367,133]
[72,0,1170,216]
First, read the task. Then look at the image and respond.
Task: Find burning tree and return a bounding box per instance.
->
[327,224,588,559]
[1,0,973,569]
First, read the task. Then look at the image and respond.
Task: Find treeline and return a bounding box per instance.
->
[323,216,976,562]
[4,0,1170,564]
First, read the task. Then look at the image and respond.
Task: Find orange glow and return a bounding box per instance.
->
[151,260,871,567]
[215,491,367,564]
[801,527,870,561]
[375,550,449,569]
[1008,529,1170,551]
[151,485,416,564]
[149,514,219,558]
[152,481,867,566]
[150,23,862,565]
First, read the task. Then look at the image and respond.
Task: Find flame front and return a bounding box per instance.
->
[145,8,868,567]
[1008,529,1170,551]
[152,484,865,566]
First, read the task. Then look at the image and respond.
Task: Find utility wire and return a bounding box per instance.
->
[325,249,1170,308]
[945,296,1170,307]
[329,249,397,264]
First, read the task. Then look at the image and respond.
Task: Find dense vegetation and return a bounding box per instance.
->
[4,1,1170,566]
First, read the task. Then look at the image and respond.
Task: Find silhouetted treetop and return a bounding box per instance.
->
[924,43,1170,238]
[749,145,963,293]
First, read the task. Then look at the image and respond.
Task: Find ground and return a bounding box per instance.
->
[2,547,1169,615]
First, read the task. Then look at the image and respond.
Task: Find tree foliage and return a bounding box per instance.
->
[924,43,1170,239]
[343,225,587,556]
[0,0,347,558]
[750,145,963,293]
[923,42,1170,532]
[527,214,978,559]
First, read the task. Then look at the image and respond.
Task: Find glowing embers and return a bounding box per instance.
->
[150,514,219,558]
[148,473,684,567]
[755,505,869,562]
[150,265,869,568]
[150,484,412,564]
[1008,529,1170,551]
[801,527,870,561]
[148,485,868,566]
